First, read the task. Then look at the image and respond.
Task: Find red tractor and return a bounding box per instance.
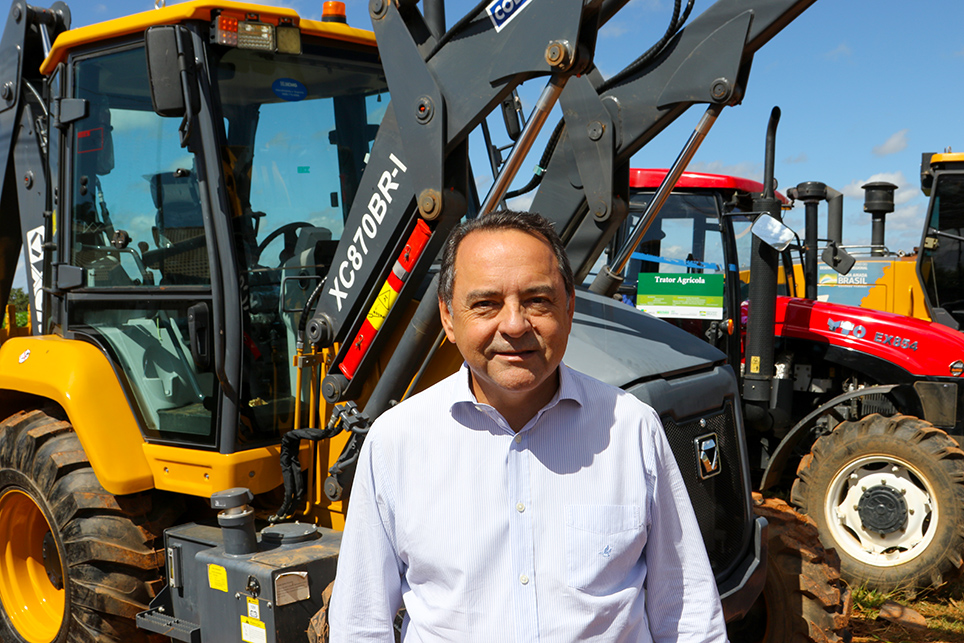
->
[605,121,964,592]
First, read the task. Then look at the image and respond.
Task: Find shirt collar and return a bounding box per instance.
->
[449,362,584,415]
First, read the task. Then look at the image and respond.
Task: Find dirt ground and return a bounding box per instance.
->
[850,581,964,643]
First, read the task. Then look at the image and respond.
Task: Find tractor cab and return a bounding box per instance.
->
[601,169,789,368]
[38,2,386,478]
[918,152,964,331]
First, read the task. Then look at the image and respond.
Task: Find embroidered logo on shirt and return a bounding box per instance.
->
[599,544,613,558]
[695,432,722,479]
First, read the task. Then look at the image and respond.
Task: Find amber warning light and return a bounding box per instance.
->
[212,11,302,54]
[322,1,347,23]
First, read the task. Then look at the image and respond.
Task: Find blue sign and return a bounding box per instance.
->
[272,78,307,102]
[486,0,531,32]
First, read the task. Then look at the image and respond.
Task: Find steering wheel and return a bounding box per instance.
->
[255,222,314,267]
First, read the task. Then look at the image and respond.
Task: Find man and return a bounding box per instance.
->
[330,211,727,642]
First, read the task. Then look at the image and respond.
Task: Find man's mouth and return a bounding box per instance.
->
[492,348,538,358]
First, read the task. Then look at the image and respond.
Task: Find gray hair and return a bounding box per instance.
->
[437,210,575,308]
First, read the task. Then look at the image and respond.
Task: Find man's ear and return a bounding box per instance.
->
[439,297,458,343]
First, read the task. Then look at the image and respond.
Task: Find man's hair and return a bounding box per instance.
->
[437,210,575,308]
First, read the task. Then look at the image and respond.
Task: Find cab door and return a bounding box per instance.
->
[58,42,220,447]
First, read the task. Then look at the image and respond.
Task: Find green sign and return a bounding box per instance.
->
[636,273,724,319]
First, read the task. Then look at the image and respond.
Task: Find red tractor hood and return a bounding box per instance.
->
[774,297,964,378]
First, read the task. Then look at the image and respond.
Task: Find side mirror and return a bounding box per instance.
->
[751,213,794,252]
[145,26,196,117]
[821,241,856,276]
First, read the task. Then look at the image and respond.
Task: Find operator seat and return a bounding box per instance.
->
[148,171,210,285]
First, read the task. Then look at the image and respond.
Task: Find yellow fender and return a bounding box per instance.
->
[0,335,153,495]
[0,335,291,499]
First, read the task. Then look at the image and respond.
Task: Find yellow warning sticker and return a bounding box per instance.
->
[246,596,260,620]
[366,281,398,330]
[750,355,760,374]
[208,564,228,592]
[240,616,267,643]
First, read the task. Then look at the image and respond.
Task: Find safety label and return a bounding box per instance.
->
[240,616,267,643]
[247,596,260,620]
[208,564,228,592]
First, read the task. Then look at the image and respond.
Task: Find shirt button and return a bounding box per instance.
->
[516,502,525,513]
[520,574,529,585]
[514,434,522,444]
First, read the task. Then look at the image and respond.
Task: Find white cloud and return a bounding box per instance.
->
[663,244,686,261]
[475,173,493,193]
[887,203,925,232]
[262,131,293,151]
[825,43,851,60]
[600,21,630,39]
[507,193,534,211]
[872,129,908,157]
[783,153,808,165]
[841,170,915,205]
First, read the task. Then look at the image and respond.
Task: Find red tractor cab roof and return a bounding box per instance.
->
[629,168,790,204]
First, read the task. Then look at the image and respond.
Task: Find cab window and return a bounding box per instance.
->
[66,45,216,445]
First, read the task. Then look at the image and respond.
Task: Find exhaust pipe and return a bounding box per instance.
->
[743,107,782,404]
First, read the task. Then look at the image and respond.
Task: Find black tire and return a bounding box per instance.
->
[791,414,964,592]
[727,495,851,643]
[0,408,180,643]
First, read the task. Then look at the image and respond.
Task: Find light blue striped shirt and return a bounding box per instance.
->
[330,363,727,642]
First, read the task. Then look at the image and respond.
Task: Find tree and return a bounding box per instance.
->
[3,287,30,329]
[8,287,29,312]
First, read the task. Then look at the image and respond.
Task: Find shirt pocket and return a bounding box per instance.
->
[565,504,644,595]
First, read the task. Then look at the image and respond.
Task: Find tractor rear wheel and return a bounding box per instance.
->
[0,408,179,643]
[792,414,964,592]
[727,495,851,643]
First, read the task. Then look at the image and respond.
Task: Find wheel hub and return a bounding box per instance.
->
[0,487,66,642]
[857,484,907,534]
[42,530,64,590]
[826,454,937,567]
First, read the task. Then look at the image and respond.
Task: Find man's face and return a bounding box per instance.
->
[439,228,573,411]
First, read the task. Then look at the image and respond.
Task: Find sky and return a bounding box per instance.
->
[11,0,964,288]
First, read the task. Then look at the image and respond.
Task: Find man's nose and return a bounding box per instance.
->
[498,303,531,337]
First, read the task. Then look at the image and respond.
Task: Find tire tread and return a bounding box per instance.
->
[792,413,964,591]
[0,408,180,642]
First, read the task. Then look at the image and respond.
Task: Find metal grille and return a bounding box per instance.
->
[660,401,749,578]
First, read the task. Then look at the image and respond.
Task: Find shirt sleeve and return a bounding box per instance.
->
[642,408,729,643]
[329,429,404,642]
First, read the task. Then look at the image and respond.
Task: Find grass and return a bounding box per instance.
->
[851,578,964,643]
[853,584,898,611]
